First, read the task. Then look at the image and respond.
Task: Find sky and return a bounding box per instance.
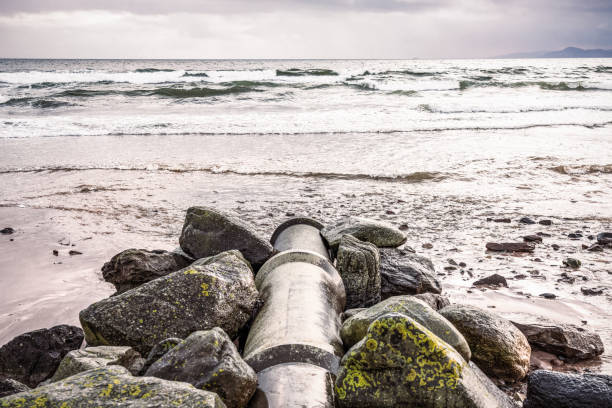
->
[0,0,610,59]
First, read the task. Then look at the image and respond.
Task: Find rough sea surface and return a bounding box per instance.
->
[0,59,611,374]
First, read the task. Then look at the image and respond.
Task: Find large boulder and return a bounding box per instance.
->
[140,338,182,375]
[179,207,274,270]
[0,366,226,407]
[524,370,612,408]
[379,248,441,298]
[49,346,145,382]
[440,305,530,382]
[79,250,259,355]
[340,296,470,361]
[510,314,604,360]
[0,378,30,398]
[0,325,83,387]
[413,293,451,310]
[146,328,256,408]
[336,235,381,308]
[102,248,193,294]
[321,216,407,251]
[335,313,514,408]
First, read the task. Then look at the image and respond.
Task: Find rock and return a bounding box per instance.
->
[492,218,512,223]
[343,308,367,322]
[379,248,441,298]
[422,243,433,249]
[335,313,514,408]
[0,227,14,234]
[140,338,182,374]
[510,315,604,360]
[539,293,556,299]
[524,370,612,408]
[413,293,451,310]
[52,249,58,256]
[48,346,145,382]
[473,273,508,288]
[486,242,535,252]
[538,220,553,226]
[563,258,581,269]
[79,250,259,355]
[557,272,575,284]
[340,296,471,361]
[552,244,560,250]
[519,217,536,224]
[587,244,604,252]
[68,250,82,256]
[581,286,604,296]
[179,206,274,270]
[321,216,406,251]
[0,378,30,398]
[0,366,226,407]
[597,232,612,245]
[102,248,194,293]
[0,325,83,387]
[440,304,530,382]
[567,233,582,239]
[146,328,256,408]
[523,235,543,243]
[336,235,381,308]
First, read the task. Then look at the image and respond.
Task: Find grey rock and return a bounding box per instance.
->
[539,293,557,299]
[596,232,612,245]
[179,207,273,270]
[413,293,451,310]
[335,313,515,408]
[523,235,543,243]
[581,286,605,296]
[79,250,259,355]
[140,338,182,375]
[341,296,471,361]
[563,258,581,269]
[510,315,604,360]
[0,366,226,407]
[49,346,145,382]
[342,308,367,322]
[336,235,381,308]
[538,220,553,226]
[0,378,30,398]
[440,304,530,382]
[473,273,508,288]
[146,328,256,408]
[102,248,193,294]
[524,370,612,408]
[486,242,535,252]
[379,248,441,298]
[0,325,83,387]
[321,216,406,251]
[519,217,536,224]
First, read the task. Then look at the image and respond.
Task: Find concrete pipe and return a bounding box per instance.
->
[269,217,330,260]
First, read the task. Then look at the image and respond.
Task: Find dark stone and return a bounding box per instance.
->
[523,235,543,243]
[510,315,604,360]
[519,217,536,224]
[68,250,82,256]
[52,249,59,256]
[539,293,556,299]
[101,248,194,293]
[557,272,575,284]
[440,304,530,382]
[0,227,14,234]
[486,242,535,252]
[379,248,441,299]
[538,220,553,226]
[491,218,512,223]
[473,273,508,288]
[179,206,274,270]
[336,235,381,308]
[597,232,612,245]
[0,366,225,407]
[413,293,451,310]
[552,244,560,250]
[523,370,612,408]
[140,338,182,375]
[146,328,256,408]
[563,258,581,269]
[321,216,407,251]
[79,250,259,355]
[587,244,603,252]
[0,378,30,398]
[0,325,83,387]
[567,233,582,240]
[581,286,604,296]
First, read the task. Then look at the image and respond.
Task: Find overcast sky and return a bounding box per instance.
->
[0,0,610,59]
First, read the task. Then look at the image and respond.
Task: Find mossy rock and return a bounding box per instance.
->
[49,346,144,382]
[321,217,407,251]
[79,250,259,355]
[335,313,514,408]
[341,296,471,361]
[0,366,225,407]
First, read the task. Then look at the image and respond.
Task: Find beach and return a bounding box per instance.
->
[1,59,611,375]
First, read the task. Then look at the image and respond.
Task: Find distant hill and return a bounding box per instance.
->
[496,47,612,59]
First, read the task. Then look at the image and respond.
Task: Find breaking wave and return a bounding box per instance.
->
[459,80,606,91]
[276,68,339,76]
[134,68,174,73]
[549,164,612,175]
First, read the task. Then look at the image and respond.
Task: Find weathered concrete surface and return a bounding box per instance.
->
[0,366,226,407]
[80,250,259,355]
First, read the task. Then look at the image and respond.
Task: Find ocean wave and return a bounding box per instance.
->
[1,97,73,109]
[0,165,448,183]
[594,66,611,73]
[388,90,419,96]
[549,164,612,175]
[480,67,529,75]
[459,80,606,91]
[276,68,339,76]
[151,85,263,98]
[343,82,378,91]
[134,68,174,73]
[44,84,268,99]
[182,72,209,77]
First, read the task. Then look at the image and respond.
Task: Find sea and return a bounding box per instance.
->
[0,59,611,368]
